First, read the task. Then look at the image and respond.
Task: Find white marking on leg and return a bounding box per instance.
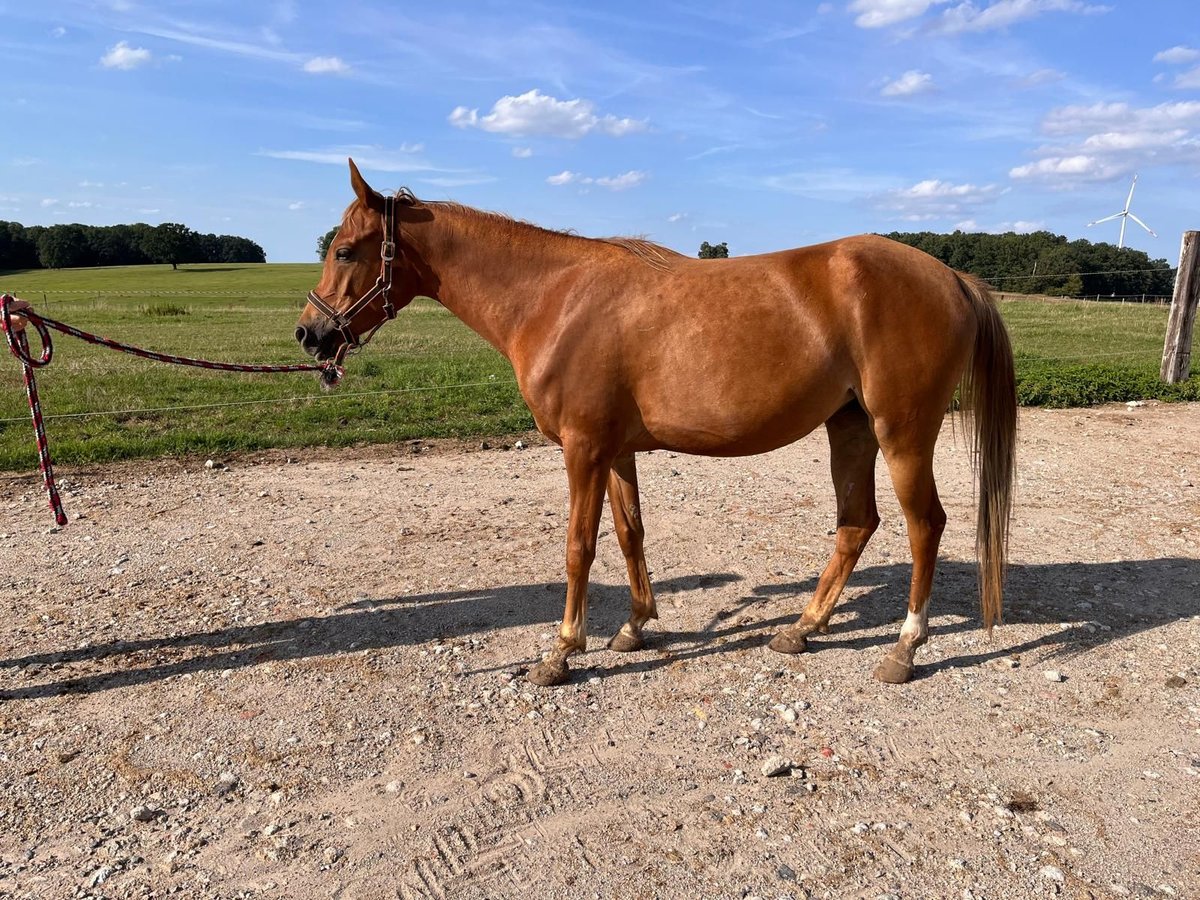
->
[899,607,928,647]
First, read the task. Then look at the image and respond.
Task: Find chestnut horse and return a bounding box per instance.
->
[296,160,1016,687]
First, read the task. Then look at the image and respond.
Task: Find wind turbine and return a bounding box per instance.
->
[1086,174,1156,249]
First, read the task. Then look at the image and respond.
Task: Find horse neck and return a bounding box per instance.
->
[403,205,585,357]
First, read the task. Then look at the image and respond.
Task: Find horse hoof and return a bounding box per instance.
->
[873,656,914,684]
[607,630,644,653]
[768,631,808,654]
[527,657,570,687]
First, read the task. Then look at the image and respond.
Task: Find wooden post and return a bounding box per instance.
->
[1161,231,1200,383]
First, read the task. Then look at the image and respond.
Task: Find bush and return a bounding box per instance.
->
[1015,359,1200,407]
[142,303,189,317]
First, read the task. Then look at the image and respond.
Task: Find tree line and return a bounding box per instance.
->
[882,230,1175,298]
[0,221,266,271]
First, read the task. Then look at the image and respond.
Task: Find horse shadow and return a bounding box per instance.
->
[1,559,1196,699]
[615,557,1200,680]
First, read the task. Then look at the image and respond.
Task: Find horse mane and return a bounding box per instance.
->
[397,190,682,273]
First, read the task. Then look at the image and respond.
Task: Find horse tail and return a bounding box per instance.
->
[956,273,1017,632]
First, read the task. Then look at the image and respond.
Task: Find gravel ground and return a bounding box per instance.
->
[1,403,1198,900]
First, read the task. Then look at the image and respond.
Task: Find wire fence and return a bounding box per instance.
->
[0,378,520,424]
[0,281,1181,429]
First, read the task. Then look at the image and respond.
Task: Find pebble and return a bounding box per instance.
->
[88,866,113,888]
[130,804,159,822]
[1043,670,1065,683]
[1040,865,1065,883]
[214,772,239,796]
[761,756,792,777]
[514,440,526,450]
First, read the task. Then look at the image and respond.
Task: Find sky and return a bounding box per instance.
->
[3,0,1200,266]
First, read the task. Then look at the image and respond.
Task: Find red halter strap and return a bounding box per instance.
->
[306,194,398,362]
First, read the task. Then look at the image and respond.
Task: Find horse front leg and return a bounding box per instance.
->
[527,438,611,687]
[606,454,657,652]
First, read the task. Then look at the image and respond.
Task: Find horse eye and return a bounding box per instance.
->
[335,247,352,261]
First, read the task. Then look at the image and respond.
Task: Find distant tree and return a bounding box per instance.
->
[883,229,1173,298]
[87,224,145,267]
[216,235,266,263]
[0,221,40,270]
[36,225,92,269]
[698,241,729,259]
[142,222,199,270]
[318,226,340,261]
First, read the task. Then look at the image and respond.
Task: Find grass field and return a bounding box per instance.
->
[1,263,1196,471]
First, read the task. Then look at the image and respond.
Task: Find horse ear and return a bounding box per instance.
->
[348,158,385,213]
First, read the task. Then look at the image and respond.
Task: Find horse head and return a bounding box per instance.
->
[296,159,434,364]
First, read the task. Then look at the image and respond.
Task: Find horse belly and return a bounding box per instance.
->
[633,355,851,457]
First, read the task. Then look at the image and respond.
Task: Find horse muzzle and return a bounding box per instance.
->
[294,319,346,362]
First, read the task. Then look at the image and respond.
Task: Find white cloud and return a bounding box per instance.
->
[939,0,1109,34]
[953,218,1043,233]
[79,180,105,188]
[877,179,1002,218]
[1081,130,1188,152]
[546,169,647,191]
[881,70,934,97]
[67,201,94,208]
[134,25,298,64]
[450,89,646,139]
[512,147,533,158]
[850,0,948,28]
[1014,100,1200,185]
[259,143,443,173]
[667,213,687,223]
[303,56,349,75]
[1154,45,1200,65]
[1174,67,1200,89]
[288,201,305,210]
[418,175,499,188]
[1009,155,1117,180]
[1042,101,1200,135]
[1017,68,1065,87]
[101,41,152,70]
[50,26,66,38]
[595,171,646,190]
[40,198,59,207]
[852,0,1109,32]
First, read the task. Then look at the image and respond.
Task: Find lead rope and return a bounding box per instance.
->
[1,293,344,527]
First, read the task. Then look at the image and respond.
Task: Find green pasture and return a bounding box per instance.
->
[0,264,1196,471]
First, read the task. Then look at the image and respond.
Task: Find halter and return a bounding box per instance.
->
[306,194,398,365]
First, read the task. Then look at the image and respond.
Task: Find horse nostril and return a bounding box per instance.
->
[295,326,308,345]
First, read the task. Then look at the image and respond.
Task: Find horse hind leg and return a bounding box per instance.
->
[872,433,947,684]
[770,400,880,654]
[605,454,658,653]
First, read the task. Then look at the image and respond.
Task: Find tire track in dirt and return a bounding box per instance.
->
[351,727,686,899]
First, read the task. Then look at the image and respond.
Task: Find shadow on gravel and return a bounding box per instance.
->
[2,559,1197,699]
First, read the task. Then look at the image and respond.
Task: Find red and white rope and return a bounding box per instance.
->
[1,293,342,527]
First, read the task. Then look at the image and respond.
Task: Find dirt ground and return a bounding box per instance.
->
[1,403,1198,900]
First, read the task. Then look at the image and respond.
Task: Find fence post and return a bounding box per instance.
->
[1161,231,1200,383]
